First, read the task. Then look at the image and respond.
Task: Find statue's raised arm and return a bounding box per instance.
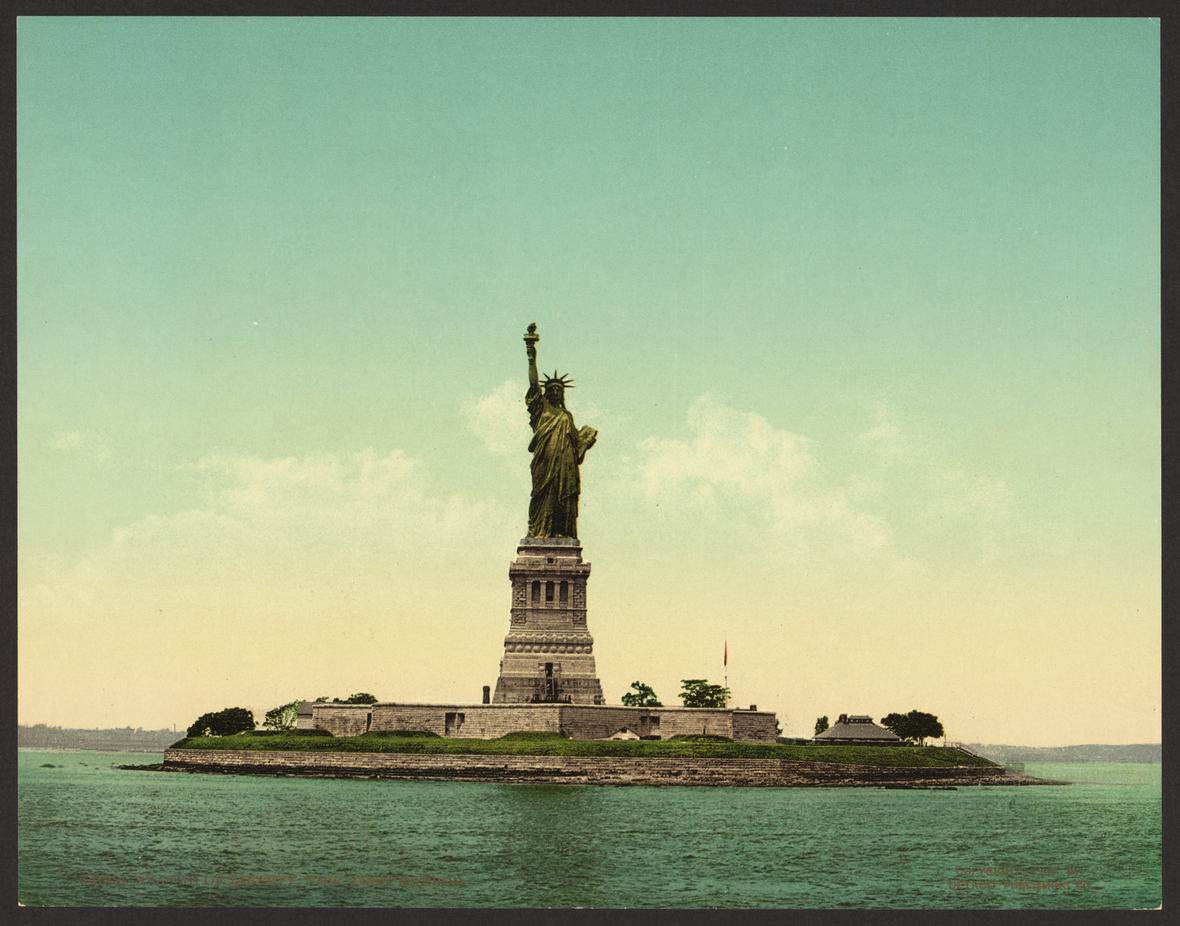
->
[524,322,540,390]
[521,324,596,540]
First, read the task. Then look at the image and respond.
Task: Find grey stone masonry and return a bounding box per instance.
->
[493,537,605,704]
[312,701,779,744]
[162,749,1041,788]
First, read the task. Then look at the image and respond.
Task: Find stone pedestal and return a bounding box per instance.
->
[492,538,605,705]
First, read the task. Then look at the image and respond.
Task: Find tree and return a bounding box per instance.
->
[315,693,378,705]
[332,693,378,705]
[679,679,730,708]
[880,712,911,740]
[263,700,303,731]
[880,710,945,746]
[815,715,830,735]
[621,681,662,707]
[907,711,944,745]
[186,707,256,738]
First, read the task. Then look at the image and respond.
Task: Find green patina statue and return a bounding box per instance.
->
[523,323,597,539]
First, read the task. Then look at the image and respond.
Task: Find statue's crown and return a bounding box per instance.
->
[543,370,574,389]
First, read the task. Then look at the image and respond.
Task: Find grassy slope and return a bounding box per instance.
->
[168,732,997,768]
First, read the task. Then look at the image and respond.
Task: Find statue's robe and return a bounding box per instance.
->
[526,384,594,538]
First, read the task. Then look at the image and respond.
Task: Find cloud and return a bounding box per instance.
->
[26,446,518,630]
[632,395,888,552]
[856,405,1014,524]
[19,444,521,727]
[47,430,112,466]
[180,447,515,560]
[464,380,603,462]
[637,395,815,501]
[464,380,533,459]
[185,448,423,518]
[623,395,1018,576]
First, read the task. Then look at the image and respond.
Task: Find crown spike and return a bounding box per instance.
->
[541,370,575,389]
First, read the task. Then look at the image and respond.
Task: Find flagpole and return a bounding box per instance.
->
[724,639,728,707]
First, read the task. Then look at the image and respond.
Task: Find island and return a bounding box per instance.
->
[141,731,1066,788]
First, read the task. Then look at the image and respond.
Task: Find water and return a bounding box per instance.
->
[18,751,1161,908]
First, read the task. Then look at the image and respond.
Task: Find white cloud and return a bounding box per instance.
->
[624,395,1018,573]
[856,403,902,446]
[186,449,422,517]
[632,395,886,551]
[637,395,816,501]
[183,447,515,556]
[856,405,1014,524]
[47,430,112,466]
[27,446,517,628]
[19,444,521,728]
[464,380,533,459]
[464,379,602,462]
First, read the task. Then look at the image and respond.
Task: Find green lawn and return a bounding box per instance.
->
[168,731,997,768]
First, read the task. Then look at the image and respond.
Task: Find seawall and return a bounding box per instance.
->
[161,748,1053,787]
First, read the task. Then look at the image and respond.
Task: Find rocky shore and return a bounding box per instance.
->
[127,748,1070,787]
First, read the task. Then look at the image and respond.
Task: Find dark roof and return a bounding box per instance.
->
[815,717,901,741]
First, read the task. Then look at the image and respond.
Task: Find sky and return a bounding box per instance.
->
[18,17,1159,745]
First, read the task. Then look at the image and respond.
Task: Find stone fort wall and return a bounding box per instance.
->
[308,702,778,744]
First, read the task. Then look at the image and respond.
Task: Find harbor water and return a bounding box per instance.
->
[18,750,1161,908]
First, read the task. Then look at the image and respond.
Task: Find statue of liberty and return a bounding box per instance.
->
[523,324,597,539]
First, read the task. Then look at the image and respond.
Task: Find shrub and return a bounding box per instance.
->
[668,733,733,743]
[495,731,568,741]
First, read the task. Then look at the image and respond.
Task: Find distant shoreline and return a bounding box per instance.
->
[965,743,1161,764]
[17,726,181,752]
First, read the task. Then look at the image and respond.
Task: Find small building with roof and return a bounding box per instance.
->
[814,713,904,746]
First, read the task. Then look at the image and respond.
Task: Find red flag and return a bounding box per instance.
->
[724,641,727,666]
